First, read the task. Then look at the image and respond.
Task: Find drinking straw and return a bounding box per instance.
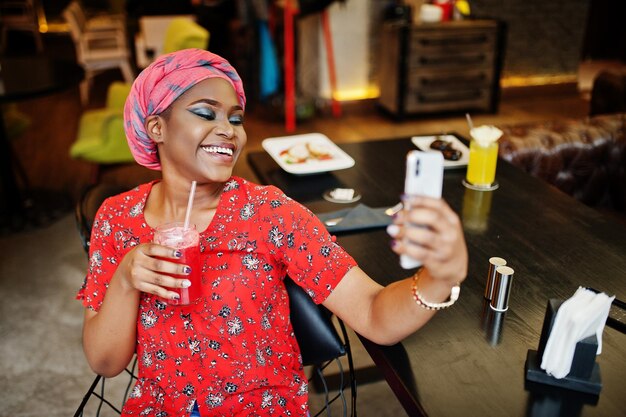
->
[183,181,197,230]
[465,113,474,131]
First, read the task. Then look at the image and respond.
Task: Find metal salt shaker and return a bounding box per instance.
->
[484,257,507,300]
[490,266,515,312]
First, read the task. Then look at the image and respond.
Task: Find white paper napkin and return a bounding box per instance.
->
[540,287,614,379]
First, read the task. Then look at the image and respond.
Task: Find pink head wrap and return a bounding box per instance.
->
[123,48,246,170]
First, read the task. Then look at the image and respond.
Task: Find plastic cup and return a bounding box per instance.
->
[153,222,201,305]
[464,125,503,190]
[466,140,498,186]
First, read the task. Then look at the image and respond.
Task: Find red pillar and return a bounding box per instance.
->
[284,1,296,132]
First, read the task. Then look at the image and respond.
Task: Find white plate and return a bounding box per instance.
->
[262,133,355,175]
[411,134,469,169]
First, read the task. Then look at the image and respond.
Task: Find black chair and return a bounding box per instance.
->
[73,183,357,417]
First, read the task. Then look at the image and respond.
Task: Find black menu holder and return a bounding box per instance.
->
[524,299,602,395]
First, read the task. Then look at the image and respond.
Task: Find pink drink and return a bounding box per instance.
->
[153,223,201,305]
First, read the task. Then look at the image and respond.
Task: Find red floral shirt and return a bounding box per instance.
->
[77,177,356,416]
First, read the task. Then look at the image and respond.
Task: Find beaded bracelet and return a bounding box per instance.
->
[411,269,461,311]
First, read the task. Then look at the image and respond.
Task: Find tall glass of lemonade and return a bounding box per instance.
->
[464,125,503,190]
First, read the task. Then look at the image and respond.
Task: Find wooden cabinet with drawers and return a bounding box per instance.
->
[378,20,505,118]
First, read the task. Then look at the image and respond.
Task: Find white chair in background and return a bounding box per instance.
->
[0,0,44,52]
[66,0,125,33]
[134,15,196,69]
[63,1,134,105]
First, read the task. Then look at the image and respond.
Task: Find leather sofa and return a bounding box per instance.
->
[590,69,626,116]
[497,113,626,215]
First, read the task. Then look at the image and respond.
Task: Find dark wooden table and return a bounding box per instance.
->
[247,135,626,417]
[0,56,84,233]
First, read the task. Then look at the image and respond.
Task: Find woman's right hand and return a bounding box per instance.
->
[115,243,191,301]
[388,195,468,286]
[83,242,190,376]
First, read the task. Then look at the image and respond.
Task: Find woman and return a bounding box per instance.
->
[78,49,467,416]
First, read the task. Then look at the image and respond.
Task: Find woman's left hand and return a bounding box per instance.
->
[388,196,468,285]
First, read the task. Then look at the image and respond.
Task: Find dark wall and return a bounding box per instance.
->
[582,0,626,61]
[470,0,590,78]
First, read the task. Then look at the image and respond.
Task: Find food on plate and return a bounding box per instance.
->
[442,148,462,161]
[307,142,333,159]
[279,142,334,164]
[429,139,451,151]
[429,138,463,161]
[281,143,309,163]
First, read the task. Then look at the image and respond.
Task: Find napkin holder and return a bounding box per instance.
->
[525,299,602,395]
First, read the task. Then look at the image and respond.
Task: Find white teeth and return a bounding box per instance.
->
[202,146,233,156]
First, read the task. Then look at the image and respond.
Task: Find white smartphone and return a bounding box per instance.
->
[400,150,444,269]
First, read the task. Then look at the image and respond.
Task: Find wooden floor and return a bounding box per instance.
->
[7,33,590,204]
